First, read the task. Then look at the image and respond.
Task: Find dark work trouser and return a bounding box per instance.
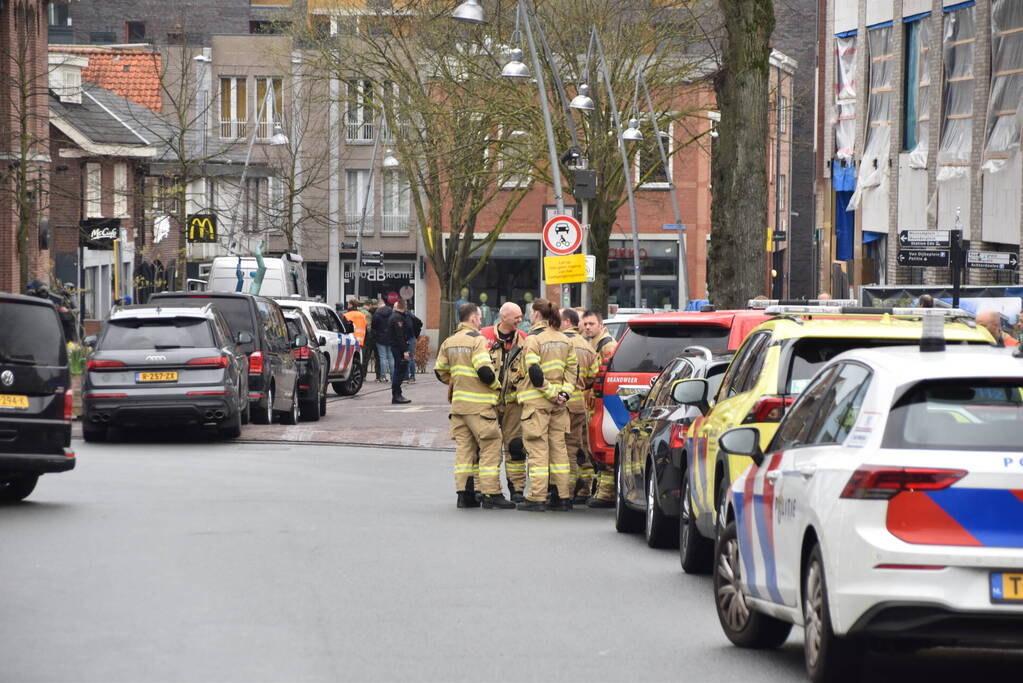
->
[391,348,407,398]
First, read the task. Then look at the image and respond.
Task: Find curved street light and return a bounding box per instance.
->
[452,0,486,24]
[501,48,530,79]
[622,117,643,142]
[570,83,594,112]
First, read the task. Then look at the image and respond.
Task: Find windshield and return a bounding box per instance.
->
[609,325,731,374]
[101,318,213,350]
[0,301,64,365]
[785,338,925,395]
[883,379,1023,452]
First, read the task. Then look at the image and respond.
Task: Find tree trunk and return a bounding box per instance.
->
[589,226,611,318]
[438,268,456,341]
[709,0,775,309]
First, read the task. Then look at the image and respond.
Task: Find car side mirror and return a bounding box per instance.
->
[236,331,253,345]
[318,336,327,347]
[671,378,710,414]
[293,334,308,349]
[718,427,765,467]
[617,386,649,413]
[83,334,97,348]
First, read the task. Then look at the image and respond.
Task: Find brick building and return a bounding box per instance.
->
[816,0,1022,294]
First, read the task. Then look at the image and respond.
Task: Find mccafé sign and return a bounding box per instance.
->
[79,218,122,250]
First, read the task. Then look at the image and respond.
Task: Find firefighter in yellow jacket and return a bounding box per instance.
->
[515,298,577,511]
[435,303,516,509]
[560,308,600,503]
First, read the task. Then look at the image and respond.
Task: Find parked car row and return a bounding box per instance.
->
[604,303,1023,682]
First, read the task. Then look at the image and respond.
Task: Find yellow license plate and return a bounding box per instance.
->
[0,394,29,409]
[137,371,178,383]
[991,573,1023,602]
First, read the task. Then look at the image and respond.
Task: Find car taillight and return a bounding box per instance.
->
[85,359,125,371]
[248,351,264,374]
[592,363,608,397]
[840,466,967,500]
[744,395,795,423]
[292,346,311,360]
[187,356,229,368]
[63,388,73,421]
[668,422,687,449]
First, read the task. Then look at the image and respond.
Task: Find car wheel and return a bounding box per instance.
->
[82,423,107,443]
[614,453,644,533]
[0,475,39,503]
[280,384,299,425]
[253,385,274,425]
[803,543,862,683]
[335,361,364,396]
[714,521,793,649]
[300,381,321,422]
[679,471,713,574]
[645,463,678,549]
[218,409,242,439]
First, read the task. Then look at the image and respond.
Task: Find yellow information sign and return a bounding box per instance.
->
[544,254,588,284]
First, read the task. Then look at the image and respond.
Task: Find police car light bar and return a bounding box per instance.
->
[763,304,846,315]
[748,298,857,310]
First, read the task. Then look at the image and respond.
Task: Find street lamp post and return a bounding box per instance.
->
[351,122,399,302]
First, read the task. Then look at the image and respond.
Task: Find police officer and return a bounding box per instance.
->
[480,302,528,502]
[580,310,618,508]
[560,308,600,503]
[516,298,577,511]
[435,303,516,509]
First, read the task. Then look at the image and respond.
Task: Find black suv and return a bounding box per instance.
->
[82,304,248,440]
[151,292,299,425]
[0,292,75,502]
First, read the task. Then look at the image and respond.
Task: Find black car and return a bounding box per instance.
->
[82,304,248,440]
[151,291,299,425]
[283,309,328,422]
[0,292,75,502]
[613,347,732,549]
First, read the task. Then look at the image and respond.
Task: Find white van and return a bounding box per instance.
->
[206,254,308,299]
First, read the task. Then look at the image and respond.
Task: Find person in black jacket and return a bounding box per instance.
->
[404,309,423,382]
[388,298,411,403]
[371,302,393,382]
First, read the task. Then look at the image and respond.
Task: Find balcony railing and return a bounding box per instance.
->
[346,121,375,142]
[220,120,247,139]
[344,213,374,235]
[381,214,410,235]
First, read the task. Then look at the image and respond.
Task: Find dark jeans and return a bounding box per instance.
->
[391,348,407,398]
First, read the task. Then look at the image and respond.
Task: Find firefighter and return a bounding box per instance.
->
[435,303,516,509]
[580,310,618,508]
[480,302,528,502]
[515,298,577,512]
[560,308,600,504]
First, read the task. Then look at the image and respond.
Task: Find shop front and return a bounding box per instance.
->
[342,257,421,313]
[607,239,681,309]
[464,239,541,324]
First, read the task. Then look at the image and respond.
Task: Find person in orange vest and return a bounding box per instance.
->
[343,299,368,348]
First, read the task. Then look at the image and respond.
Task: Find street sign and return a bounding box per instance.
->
[967,250,1019,271]
[772,230,787,241]
[662,223,687,231]
[899,229,951,248]
[544,254,588,284]
[896,249,950,267]
[542,214,583,256]
[584,255,596,283]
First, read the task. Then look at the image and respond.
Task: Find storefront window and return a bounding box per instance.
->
[607,240,679,309]
[343,259,414,304]
[464,240,541,316]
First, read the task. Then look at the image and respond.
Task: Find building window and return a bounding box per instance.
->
[381,170,410,234]
[89,32,116,44]
[255,77,284,139]
[48,3,69,27]
[114,163,128,218]
[126,21,146,42]
[346,80,374,142]
[220,77,248,139]
[937,5,976,182]
[834,33,857,160]
[779,95,788,134]
[242,178,267,233]
[345,170,374,235]
[852,25,893,197]
[381,81,409,140]
[498,128,530,189]
[250,20,287,35]
[777,174,787,226]
[904,16,932,164]
[636,120,672,187]
[982,0,1023,173]
[86,163,102,217]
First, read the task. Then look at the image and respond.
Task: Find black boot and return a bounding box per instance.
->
[392,395,411,405]
[516,499,546,512]
[481,493,516,509]
[457,491,480,508]
[572,479,589,505]
[508,482,525,503]
[586,496,614,509]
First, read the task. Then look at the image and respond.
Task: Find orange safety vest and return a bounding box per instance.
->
[343,309,367,346]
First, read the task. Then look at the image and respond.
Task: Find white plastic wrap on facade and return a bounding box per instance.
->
[908,17,932,169]
[982,0,1023,174]
[850,26,893,208]
[936,6,976,183]
[834,35,857,160]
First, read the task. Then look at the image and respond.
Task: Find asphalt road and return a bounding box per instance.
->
[2,439,1021,683]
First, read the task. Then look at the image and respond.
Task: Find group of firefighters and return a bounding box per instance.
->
[434,299,618,511]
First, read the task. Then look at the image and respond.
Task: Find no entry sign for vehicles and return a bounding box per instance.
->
[543,214,583,256]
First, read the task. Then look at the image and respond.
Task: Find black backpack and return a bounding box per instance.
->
[409,312,423,338]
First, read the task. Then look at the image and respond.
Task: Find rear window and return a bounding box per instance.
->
[155,296,254,338]
[785,338,920,395]
[609,325,731,374]
[0,301,64,366]
[284,316,303,341]
[883,379,1023,452]
[101,318,213,350]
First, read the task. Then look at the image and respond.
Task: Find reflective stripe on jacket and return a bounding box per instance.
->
[481,325,526,405]
[435,323,500,414]
[591,329,617,364]
[564,327,599,412]
[515,322,577,407]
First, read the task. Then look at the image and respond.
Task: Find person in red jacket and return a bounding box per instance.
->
[481,302,528,500]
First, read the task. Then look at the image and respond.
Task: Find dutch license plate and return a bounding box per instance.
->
[0,394,29,409]
[990,573,1023,602]
[137,371,178,383]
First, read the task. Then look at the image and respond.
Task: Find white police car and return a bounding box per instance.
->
[713,336,1023,682]
[275,299,363,396]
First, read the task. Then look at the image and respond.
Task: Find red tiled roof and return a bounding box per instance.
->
[53,47,163,113]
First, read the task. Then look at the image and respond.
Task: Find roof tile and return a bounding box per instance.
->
[52,47,163,113]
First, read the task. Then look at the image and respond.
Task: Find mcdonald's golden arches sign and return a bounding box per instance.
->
[186,214,218,243]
